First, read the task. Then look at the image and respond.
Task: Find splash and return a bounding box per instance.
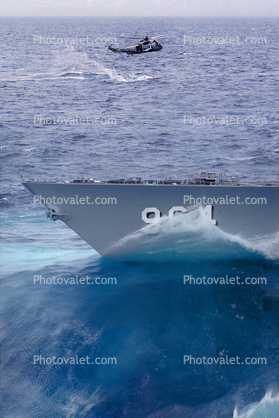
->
[30,59,153,83]
[233,391,279,418]
[0,211,97,276]
[104,206,279,262]
[3,47,153,83]
[91,60,153,82]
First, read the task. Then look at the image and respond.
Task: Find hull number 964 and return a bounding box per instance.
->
[142,205,217,225]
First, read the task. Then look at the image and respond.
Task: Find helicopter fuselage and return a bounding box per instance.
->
[108,39,162,55]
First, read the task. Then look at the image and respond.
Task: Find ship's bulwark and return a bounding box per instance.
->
[23,182,279,259]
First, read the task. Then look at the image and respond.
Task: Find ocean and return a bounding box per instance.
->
[0,16,279,417]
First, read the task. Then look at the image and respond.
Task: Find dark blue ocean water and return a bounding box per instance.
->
[1,17,279,417]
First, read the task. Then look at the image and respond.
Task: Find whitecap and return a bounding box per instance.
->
[233,391,279,418]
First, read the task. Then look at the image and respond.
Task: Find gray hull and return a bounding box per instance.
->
[23,181,279,257]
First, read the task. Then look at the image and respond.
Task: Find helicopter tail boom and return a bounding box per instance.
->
[108,45,119,53]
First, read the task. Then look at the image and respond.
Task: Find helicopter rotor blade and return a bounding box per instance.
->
[117,36,144,39]
[117,35,165,40]
[149,35,165,39]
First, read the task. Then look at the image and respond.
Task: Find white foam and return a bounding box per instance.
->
[2,47,153,83]
[233,391,279,418]
[92,60,153,82]
[0,211,99,275]
[0,244,97,276]
[105,207,279,261]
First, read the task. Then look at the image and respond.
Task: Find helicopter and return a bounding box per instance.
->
[108,36,163,55]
